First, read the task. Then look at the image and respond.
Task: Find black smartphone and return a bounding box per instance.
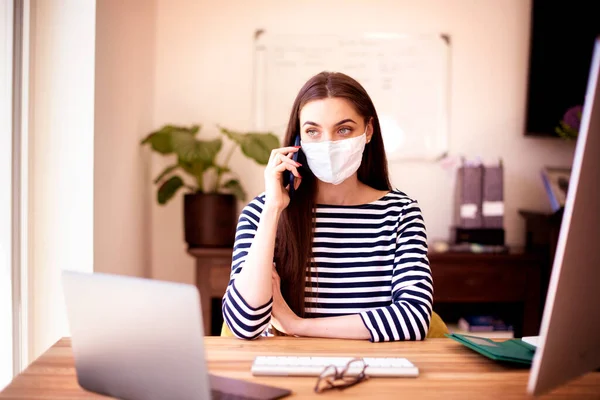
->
[282,135,301,197]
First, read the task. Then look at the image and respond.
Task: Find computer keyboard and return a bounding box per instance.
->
[251,356,419,377]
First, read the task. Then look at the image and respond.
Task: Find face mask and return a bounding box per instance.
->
[301,131,367,185]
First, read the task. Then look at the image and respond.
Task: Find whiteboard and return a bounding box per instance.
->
[253,32,451,161]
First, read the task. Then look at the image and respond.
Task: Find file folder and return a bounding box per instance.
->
[482,163,504,228]
[454,165,483,228]
[446,333,536,365]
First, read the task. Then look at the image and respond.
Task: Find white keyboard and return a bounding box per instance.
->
[251,356,419,377]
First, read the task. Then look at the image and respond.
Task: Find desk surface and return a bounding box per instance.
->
[1,337,599,399]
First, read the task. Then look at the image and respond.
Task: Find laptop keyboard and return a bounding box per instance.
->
[211,389,256,400]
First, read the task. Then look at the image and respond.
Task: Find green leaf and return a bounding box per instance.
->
[140,124,200,154]
[241,133,280,165]
[555,120,578,141]
[188,124,201,135]
[141,131,174,154]
[153,164,179,184]
[219,126,244,144]
[219,126,280,165]
[222,179,247,202]
[198,138,223,164]
[171,133,222,165]
[179,158,206,179]
[157,175,184,205]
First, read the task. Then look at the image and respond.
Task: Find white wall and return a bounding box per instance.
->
[28,0,96,361]
[151,0,575,284]
[94,0,155,277]
[26,0,156,362]
[0,0,14,389]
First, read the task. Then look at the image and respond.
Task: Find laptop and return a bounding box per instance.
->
[61,270,291,400]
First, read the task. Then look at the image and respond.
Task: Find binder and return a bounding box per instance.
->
[446,333,536,365]
[482,162,504,228]
[454,164,483,228]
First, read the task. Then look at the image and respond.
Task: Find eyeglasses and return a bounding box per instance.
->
[314,358,369,394]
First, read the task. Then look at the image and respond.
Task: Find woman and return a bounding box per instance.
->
[222,72,432,342]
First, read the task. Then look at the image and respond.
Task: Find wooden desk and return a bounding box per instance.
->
[188,248,543,337]
[2,337,599,399]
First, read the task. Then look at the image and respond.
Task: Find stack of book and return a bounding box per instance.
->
[450,315,514,339]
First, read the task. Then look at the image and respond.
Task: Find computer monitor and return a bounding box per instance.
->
[527,37,600,396]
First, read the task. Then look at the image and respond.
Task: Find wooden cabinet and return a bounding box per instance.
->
[189,248,542,337]
[188,248,232,336]
[429,251,542,337]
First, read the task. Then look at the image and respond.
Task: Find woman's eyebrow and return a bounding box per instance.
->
[334,118,356,126]
[302,121,320,127]
[301,118,357,127]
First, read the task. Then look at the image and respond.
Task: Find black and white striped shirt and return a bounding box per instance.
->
[222,190,433,342]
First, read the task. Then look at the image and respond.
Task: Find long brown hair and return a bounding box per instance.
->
[274,71,392,318]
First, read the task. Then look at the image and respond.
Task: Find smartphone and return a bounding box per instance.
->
[282,135,301,197]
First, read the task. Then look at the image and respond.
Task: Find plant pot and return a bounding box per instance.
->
[184,193,237,248]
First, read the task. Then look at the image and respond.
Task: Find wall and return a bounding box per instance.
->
[28,0,96,361]
[26,0,156,362]
[0,0,14,388]
[94,0,155,278]
[148,0,575,284]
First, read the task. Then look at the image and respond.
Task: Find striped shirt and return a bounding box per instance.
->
[222,190,433,342]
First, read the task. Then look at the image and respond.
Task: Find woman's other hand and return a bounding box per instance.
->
[271,266,302,336]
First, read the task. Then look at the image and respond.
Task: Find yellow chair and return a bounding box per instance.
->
[221,321,234,337]
[220,311,449,339]
[427,311,450,338]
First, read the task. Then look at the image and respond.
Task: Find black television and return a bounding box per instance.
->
[524,0,600,137]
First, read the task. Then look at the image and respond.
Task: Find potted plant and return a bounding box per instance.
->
[555,105,583,140]
[141,124,279,248]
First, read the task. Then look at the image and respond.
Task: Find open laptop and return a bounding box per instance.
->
[61,271,291,400]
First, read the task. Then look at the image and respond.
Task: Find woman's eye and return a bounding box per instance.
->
[306,129,319,137]
[339,127,352,135]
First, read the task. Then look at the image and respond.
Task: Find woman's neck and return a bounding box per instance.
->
[315,175,374,206]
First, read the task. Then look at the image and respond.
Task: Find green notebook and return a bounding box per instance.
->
[445,333,536,365]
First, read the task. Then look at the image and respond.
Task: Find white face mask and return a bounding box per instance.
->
[301,131,367,185]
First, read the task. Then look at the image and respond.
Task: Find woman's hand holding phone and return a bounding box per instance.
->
[263,146,302,212]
